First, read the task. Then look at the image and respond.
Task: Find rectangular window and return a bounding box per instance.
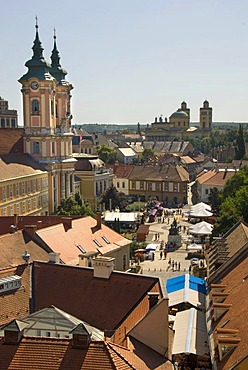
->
[27,181,31,193]
[155,183,160,192]
[205,189,209,195]
[22,182,25,195]
[1,118,5,127]
[16,204,20,215]
[3,186,6,201]
[10,206,13,216]
[140,181,144,190]
[3,208,7,216]
[11,119,16,128]
[38,196,41,208]
[33,141,40,154]
[164,183,169,191]
[28,200,31,211]
[32,180,36,192]
[33,198,36,209]
[22,202,25,214]
[132,181,136,189]
[117,181,120,188]
[16,183,19,197]
[51,142,55,154]
[174,183,178,191]
[10,185,13,198]
[37,179,41,191]
[122,182,125,188]
[148,183,152,191]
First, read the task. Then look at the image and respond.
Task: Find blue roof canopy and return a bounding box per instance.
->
[166,274,206,295]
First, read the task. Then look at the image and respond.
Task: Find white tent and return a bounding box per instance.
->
[190,202,211,211]
[189,221,213,236]
[187,243,203,251]
[145,243,157,251]
[189,207,213,218]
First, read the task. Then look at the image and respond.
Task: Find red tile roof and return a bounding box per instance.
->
[197,169,236,186]
[0,336,171,370]
[212,257,248,370]
[129,164,189,182]
[34,217,130,265]
[0,128,23,155]
[32,261,161,331]
[0,230,49,269]
[0,153,46,180]
[0,264,31,326]
[113,165,135,179]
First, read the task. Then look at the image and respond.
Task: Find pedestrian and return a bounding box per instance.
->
[174,261,177,271]
[164,249,167,260]
[160,251,163,260]
[172,260,174,269]
[168,258,171,265]
[189,265,192,273]
[178,262,181,271]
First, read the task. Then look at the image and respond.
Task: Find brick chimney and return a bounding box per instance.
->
[23,225,37,238]
[62,217,72,231]
[148,292,160,310]
[93,256,115,279]
[96,212,102,228]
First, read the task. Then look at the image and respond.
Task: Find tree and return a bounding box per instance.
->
[100,185,128,211]
[208,187,221,213]
[96,145,117,164]
[142,148,154,162]
[235,124,245,160]
[213,166,248,235]
[137,122,141,136]
[56,192,95,217]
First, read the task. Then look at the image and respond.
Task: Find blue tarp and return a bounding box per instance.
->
[166,274,206,295]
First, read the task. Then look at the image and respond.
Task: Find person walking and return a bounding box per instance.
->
[168,258,171,266]
[164,249,167,260]
[178,262,181,271]
[160,251,163,260]
[174,261,177,271]
[172,260,174,269]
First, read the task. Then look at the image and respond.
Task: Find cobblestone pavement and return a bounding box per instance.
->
[139,210,193,294]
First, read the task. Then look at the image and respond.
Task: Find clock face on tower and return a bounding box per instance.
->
[31,81,39,90]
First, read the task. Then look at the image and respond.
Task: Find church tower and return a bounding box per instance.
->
[179,101,190,123]
[199,100,212,130]
[19,20,76,214]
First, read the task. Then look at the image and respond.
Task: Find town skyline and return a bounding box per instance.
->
[1,0,248,125]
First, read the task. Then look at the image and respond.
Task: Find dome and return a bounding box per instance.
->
[170,110,188,119]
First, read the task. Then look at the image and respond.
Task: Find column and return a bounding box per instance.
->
[61,172,66,199]
[71,173,75,195]
[65,172,70,198]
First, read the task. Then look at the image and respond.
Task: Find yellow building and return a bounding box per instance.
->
[0,154,49,216]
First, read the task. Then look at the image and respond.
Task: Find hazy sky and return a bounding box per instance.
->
[1,0,248,124]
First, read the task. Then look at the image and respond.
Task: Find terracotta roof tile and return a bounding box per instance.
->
[0,264,31,326]
[0,128,23,155]
[0,336,168,369]
[32,261,160,331]
[129,164,189,182]
[197,169,236,186]
[212,257,248,370]
[0,230,49,269]
[35,217,130,265]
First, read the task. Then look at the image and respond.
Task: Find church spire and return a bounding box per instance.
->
[19,17,53,82]
[50,28,68,84]
[32,16,44,60]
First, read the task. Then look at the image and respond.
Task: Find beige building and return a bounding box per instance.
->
[0,154,49,216]
[199,100,212,130]
[74,154,113,211]
[0,96,18,128]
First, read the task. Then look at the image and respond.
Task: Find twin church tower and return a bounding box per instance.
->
[19,21,76,213]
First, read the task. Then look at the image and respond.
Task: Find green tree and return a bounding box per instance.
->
[214,166,248,235]
[57,192,95,217]
[100,185,128,211]
[208,187,222,213]
[96,145,117,164]
[142,148,154,162]
[235,124,245,160]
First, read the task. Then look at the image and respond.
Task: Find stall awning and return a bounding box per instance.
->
[145,243,157,251]
[172,308,208,355]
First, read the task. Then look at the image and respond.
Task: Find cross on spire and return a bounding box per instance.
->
[35,15,38,29]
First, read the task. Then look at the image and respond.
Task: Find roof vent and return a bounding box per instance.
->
[70,323,91,349]
[22,250,31,263]
[3,319,29,344]
[0,275,22,294]
[48,252,61,264]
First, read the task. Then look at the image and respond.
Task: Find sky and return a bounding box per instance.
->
[1,0,248,125]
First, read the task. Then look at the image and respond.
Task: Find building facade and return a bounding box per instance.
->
[19,22,76,213]
[0,97,18,128]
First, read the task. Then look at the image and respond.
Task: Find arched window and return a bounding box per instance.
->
[32,100,39,112]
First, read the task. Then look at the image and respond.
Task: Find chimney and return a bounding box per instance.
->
[93,256,115,279]
[3,320,29,344]
[37,220,43,229]
[23,225,37,238]
[148,292,160,310]
[96,212,102,228]
[62,217,72,231]
[48,252,61,264]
